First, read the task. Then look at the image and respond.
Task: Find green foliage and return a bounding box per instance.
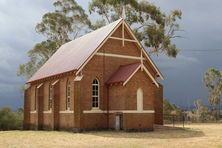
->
[0,107,23,130]
[36,0,90,43]
[18,40,58,79]
[203,68,222,119]
[18,0,182,79]
[89,0,182,57]
[18,0,90,79]
[163,99,182,115]
[193,99,210,122]
[186,99,215,123]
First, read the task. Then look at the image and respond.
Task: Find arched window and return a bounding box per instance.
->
[66,80,71,110]
[92,79,99,108]
[137,88,143,111]
[48,83,53,110]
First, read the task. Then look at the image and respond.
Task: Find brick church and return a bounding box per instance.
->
[23,18,164,132]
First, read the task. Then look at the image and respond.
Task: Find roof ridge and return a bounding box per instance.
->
[63,18,123,46]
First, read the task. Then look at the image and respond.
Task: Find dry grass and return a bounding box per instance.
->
[0,124,222,148]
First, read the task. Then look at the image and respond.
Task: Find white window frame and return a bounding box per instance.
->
[92,79,100,109]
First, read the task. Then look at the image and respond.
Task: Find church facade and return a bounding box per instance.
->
[23,18,164,132]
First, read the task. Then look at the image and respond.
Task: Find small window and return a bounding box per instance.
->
[92,79,99,108]
[48,83,53,110]
[66,80,71,110]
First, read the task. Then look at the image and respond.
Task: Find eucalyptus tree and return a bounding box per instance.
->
[18,0,91,79]
[18,0,182,79]
[89,0,182,57]
[203,68,222,119]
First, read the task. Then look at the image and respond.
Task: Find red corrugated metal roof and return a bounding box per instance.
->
[106,63,141,85]
[28,19,123,83]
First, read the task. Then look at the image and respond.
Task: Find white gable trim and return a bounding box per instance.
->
[76,19,163,80]
[123,65,141,86]
[76,19,123,76]
[142,65,159,87]
[96,52,145,60]
[122,22,125,46]
[123,21,164,80]
[121,64,159,87]
[109,36,137,42]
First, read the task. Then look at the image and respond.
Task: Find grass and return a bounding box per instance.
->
[0,124,222,148]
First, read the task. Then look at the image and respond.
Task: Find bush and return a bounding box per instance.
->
[0,107,23,130]
[163,99,182,115]
[186,99,215,123]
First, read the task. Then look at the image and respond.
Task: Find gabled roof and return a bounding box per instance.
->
[107,63,160,87]
[28,18,163,83]
[122,21,164,80]
[28,19,123,83]
[106,63,141,85]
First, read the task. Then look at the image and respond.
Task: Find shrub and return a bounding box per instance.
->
[163,99,182,115]
[186,99,214,123]
[0,107,23,130]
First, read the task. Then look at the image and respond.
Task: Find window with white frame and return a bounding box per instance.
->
[92,79,99,108]
[66,80,71,110]
[48,83,53,110]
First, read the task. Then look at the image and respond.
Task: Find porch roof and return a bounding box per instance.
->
[106,63,141,85]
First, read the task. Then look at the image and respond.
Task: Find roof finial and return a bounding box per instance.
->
[122,3,126,20]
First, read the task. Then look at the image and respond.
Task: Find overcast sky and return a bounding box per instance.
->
[0,0,222,109]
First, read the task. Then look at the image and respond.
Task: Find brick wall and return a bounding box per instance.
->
[78,25,162,130]
[59,76,74,130]
[154,84,163,125]
[25,23,163,131]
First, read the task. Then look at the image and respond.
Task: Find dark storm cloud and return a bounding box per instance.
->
[0,0,52,108]
[0,0,222,109]
[0,0,90,109]
[150,0,222,106]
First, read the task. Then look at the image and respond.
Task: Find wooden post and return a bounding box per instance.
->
[183,114,185,128]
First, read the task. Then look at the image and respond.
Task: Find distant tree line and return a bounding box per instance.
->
[163,68,222,123]
[0,107,23,130]
[203,68,222,120]
[164,98,220,123]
